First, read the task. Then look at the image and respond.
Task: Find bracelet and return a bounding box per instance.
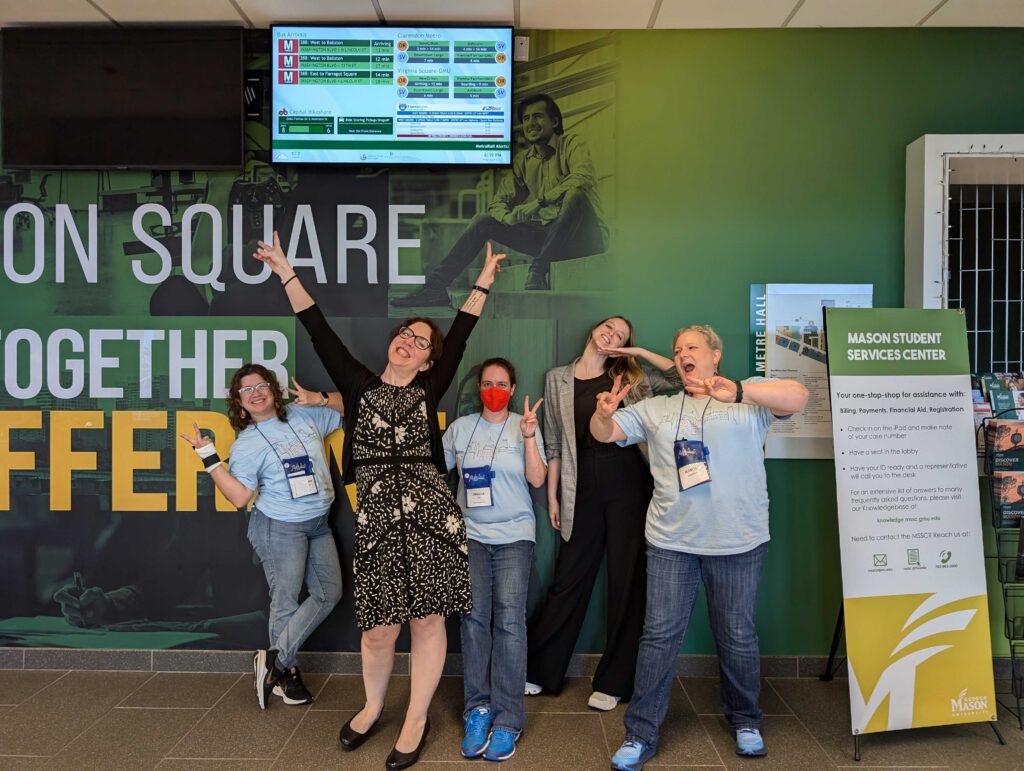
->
[320,391,329,407]
[201,451,222,470]
[472,284,490,295]
[522,432,535,439]
[734,379,744,404]
[282,274,297,288]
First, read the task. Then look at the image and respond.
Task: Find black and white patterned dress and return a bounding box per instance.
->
[351,380,471,630]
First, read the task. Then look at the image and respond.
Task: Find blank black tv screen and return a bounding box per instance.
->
[2,28,243,169]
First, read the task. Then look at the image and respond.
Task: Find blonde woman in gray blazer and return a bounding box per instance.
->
[525,316,680,710]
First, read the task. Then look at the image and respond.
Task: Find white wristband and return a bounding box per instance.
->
[195,443,217,459]
[205,461,222,473]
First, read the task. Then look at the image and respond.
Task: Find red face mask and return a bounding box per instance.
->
[480,387,511,412]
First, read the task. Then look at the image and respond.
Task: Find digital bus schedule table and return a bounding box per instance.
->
[272,26,512,166]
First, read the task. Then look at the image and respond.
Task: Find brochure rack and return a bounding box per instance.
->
[983,411,1024,728]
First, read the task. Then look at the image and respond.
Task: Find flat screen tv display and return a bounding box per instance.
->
[271,25,512,166]
[1,28,244,170]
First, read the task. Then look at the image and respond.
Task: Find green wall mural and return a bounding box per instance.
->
[1,27,1022,656]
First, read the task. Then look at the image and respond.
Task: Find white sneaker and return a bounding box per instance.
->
[588,690,621,711]
[524,681,543,696]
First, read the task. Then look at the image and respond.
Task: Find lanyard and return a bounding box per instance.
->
[464,412,510,467]
[674,392,712,443]
[254,418,312,463]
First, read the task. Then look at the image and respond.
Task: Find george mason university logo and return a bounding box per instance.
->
[950,687,989,716]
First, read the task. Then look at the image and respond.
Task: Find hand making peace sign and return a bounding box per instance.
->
[287,377,318,406]
[520,395,544,438]
[252,231,292,279]
[594,375,632,420]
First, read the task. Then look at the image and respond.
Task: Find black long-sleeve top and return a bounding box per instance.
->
[296,304,479,485]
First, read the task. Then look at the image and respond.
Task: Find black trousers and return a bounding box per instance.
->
[426,188,607,288]
[526,445,652,698]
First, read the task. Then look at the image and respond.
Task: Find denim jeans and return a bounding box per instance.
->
[623,542,768,747]
[462,539,534,733]
[247,507,343,669]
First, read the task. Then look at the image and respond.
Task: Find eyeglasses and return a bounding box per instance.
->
[398,326,433,351]
[239,382,271,396]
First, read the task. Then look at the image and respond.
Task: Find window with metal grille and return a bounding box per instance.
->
[947,183,1024,373]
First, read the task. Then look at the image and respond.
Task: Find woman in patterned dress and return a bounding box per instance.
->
[254,233,506,769]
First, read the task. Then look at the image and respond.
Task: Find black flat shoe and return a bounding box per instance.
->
[338,712,380,751]
[385,717,430,769]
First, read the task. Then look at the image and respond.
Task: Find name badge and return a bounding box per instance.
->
[463,465,494,508]
[283,455,318,499]
[674,440,711,491]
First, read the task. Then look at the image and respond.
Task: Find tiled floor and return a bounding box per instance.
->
[0,670,1021,769]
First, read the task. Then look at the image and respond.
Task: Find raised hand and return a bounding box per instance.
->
[178,421,213,450]
[288,377,317,406]
[520,395,544,438]
[685,374,738,403]
[477,241,508,288]
[252,231,293,279]
[595,375,632,419]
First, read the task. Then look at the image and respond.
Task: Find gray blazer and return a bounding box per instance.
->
[543,359,681,542]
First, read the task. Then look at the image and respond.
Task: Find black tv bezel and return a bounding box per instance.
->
[268,22,515,170]
[0,26,246,171]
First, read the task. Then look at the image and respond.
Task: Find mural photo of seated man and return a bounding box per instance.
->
[394,93,608,307]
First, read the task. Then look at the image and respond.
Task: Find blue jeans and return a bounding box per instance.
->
[247,507,343,669]
[623,542,767,747]
[461,539,534,734]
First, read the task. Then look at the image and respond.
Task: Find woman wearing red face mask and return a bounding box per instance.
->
[254,234,506,770]
[442,358,546,762]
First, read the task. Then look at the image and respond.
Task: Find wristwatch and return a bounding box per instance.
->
[734,380,744,404]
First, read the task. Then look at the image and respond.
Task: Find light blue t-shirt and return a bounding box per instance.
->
[442,412,546,545]
[228,404,342,523]
[611,378,782,555]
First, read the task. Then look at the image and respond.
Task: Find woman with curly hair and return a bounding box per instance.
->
[179,363,344,710]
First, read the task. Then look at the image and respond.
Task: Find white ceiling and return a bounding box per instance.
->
[0,0,1022,28]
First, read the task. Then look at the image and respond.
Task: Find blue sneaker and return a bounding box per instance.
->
[610,738,656,770]
[461,706,493,758]
[482,728,520,761]
[735,727,767,757]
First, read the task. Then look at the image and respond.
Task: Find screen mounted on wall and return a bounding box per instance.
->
[1,27,244,170]
[271,25,512,166]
